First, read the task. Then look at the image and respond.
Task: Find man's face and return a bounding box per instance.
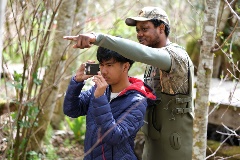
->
[99,58,127,85]
[136,21,161,48]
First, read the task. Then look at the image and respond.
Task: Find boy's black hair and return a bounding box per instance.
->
[150,19,170,37]
[97,46,135,69]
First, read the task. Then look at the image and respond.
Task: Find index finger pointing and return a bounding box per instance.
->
[63,36,78,41]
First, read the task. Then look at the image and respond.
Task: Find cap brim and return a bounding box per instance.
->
[125,17,151,26]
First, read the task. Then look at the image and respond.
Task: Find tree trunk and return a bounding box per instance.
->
[189,0,238,79]
[51,0,89,129]
[29,0,76,151]
[212,0,237,78]
[0,0,7,79]
[192,0,220,159]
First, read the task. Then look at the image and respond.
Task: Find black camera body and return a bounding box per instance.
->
[85,63,99,75]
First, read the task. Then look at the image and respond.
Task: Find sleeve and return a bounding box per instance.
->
[63,77,94,118]
[94,33,171,72]
[92,94,147,145]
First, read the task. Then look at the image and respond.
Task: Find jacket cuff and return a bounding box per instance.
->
[71,76,85,85]
[93,33,104,45]
[93,94,108,107]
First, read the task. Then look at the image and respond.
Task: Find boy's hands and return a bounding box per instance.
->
[74,60,96,82]
[74,60,107,98]
[63,33,96,49]
[92,72,108,98]
[74,63,92,82]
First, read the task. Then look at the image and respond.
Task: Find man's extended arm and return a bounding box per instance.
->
[94,33,171,71]
[64,33,171,71]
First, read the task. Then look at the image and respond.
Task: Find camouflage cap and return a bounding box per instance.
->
[125,7,170,26]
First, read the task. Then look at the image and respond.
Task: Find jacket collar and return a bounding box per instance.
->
[118,77,156,100]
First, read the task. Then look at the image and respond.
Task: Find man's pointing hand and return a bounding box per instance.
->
[63,33,96,49]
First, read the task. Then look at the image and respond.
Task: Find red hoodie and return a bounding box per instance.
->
[119,77,156,100]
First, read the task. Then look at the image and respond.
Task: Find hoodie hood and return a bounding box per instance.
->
[119,77,156,100]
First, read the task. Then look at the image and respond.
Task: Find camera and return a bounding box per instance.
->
[85,63,100,75]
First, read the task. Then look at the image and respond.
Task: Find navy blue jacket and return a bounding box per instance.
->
[63,77,155,160]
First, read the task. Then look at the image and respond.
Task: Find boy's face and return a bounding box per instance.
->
[99,58,127,85]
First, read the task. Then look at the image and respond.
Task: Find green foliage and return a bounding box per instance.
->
[11,71,23,89]
[217,31,224,40]
[26,151,39,160]
[42,124,59,160]
[7,149,14,159]
[44,145,59,160]
[108,19,136,39]
[26,103,39,119]
[129,62,146,77]
[26,149,58,160]
[207,140,240,159]
[186,37,240,79]
[65,116,86,143]
[19,138,27,150]
[63,138,71,147]
[33,72,42,86]
[235,1,240,14]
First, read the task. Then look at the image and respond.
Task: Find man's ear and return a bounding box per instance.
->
[159,24,165,33]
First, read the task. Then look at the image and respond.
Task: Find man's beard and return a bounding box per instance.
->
[148,35,160,48]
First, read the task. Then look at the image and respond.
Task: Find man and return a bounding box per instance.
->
[63,46,155,160]
[64,6,194,160]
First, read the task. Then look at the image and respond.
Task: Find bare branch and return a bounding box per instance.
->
[205,122,240,160]
[216,123,240,138]
[211,21,239,53]
[223,0,240,21]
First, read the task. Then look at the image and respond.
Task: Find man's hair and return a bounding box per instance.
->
[150,19,170,37]
[97,47,135,69]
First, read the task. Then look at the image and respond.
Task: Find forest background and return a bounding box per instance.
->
[0,0,239,159]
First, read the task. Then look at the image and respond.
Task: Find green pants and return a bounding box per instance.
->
[142,93,193,160]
